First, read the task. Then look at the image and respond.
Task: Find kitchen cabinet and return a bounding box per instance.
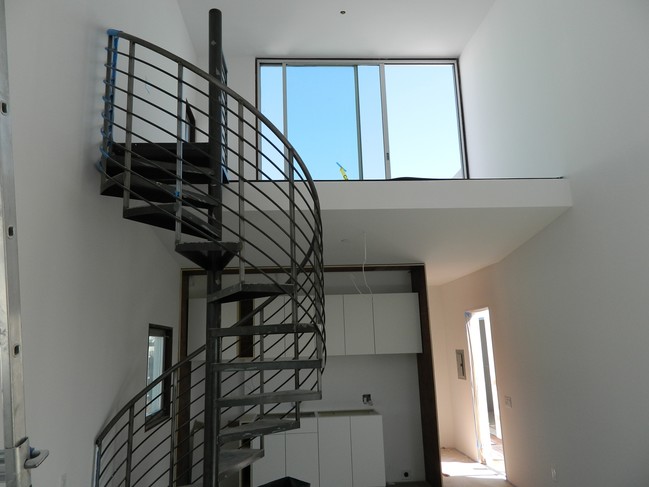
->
[251,433,285,486]
[350,415,386,487]
[323,294,345,356]
[250,412,385,487]
[373,293,422,354]
[251,417,319,487]
[343,294,374,355]
[286,418,319,487]
[326,293,421,356]
[318,416,353,486]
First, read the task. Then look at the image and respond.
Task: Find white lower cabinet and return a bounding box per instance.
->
[251,413,384,487]
[350,415,386,487]
[251,418,319,487]
[318,416,353,486]
[286,433,319,487]
[252,433,285,486]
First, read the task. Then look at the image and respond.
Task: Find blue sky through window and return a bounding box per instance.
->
[259,62,464,181]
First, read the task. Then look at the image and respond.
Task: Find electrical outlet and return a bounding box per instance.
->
[550,465,558,482]
[60,473,67,487]
[504,396,513,408]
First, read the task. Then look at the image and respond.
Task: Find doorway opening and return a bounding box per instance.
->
[465,308,506,474]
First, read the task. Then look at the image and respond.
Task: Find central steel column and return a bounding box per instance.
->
[203,8,225,487]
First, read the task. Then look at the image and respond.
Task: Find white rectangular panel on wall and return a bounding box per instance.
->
[324,294,345,355]
[373,293,422,354]
[286,432,320,487]
[343,294,374,355]
[252,434,285,486]
[317,416,353,487]
[350,415,386,487]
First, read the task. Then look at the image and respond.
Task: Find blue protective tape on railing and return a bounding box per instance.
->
[104,33,120,144]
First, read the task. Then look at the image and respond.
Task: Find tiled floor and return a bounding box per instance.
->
[440,448,514,487]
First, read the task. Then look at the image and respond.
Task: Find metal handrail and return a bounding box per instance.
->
[106,30,321,216]
[94,28,326,487]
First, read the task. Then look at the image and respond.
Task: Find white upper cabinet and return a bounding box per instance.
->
[324,294,346,356]
[325,293,421,356]
[343,294,375,355]
[373,293,422,354]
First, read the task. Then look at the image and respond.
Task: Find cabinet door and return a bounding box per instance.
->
[324,294,345,356]
[286,433,319,487]
[252,434,285,487]
[343,294,374,355]
[318,416,353,487]
[350,415,386,487]
[373,293,422,354]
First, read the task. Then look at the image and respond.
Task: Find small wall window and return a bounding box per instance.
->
[146,324,173,426]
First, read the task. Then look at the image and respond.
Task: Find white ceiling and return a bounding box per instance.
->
[159,179,571,286]
[177,0,496,60]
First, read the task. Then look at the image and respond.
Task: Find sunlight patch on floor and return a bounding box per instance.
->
[442,460,506,479]
[441,448,511,485]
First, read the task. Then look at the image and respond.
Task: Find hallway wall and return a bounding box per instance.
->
[439,1,649,485]
[5,1,195,484]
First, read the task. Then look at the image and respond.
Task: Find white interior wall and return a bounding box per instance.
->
[4,1,195,485]
[434,266,498,460]
[442,1,649,486]
[425,282,452,448]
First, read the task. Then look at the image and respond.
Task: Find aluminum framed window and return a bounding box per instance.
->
[257,59,468,181]
[145,324,173,428]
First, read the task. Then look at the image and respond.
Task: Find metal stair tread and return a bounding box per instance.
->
[112,142,211,165]
[175,241,241,271]
[101,172,219,208]
[218,448,264,481]
[208,282,294,304]
[219,418,298,444]
[214,357,321,372]
[123,204,220,239]
[213,323,316,337]
[104,153,214,184]
[216,389,321,407]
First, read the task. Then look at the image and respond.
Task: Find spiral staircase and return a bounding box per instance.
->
[92,13,325,487]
